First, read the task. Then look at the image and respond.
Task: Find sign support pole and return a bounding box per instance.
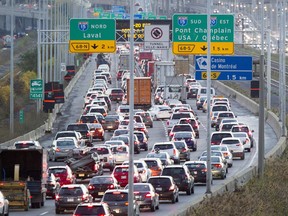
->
[206,0,212,194]
[128,0,135,215]
[9,0,14,135]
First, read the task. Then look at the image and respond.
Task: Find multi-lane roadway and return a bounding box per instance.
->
[10,53,277,216]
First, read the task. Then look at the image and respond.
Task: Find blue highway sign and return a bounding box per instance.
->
[195,56,252,80]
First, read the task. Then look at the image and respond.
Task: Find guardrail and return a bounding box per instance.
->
[174,81,287,216]
[0,59,90,147]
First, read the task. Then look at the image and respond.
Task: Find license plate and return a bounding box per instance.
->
[135,195,140,199]
[107,126,112,128]
[156,187,162,191]
[78,174,85,177]
[115,209,120,213]
[121,176,126,179]
[98,192,104,195]
[67,198,74,202]
[194,171,197,174]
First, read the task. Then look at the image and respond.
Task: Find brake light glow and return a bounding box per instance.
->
[56,148,61,152]
[108,184,115,189]
[201,168,207,172]
[173,149,177,155]
[214,164,222,168]
[94,164,98,171]
[145,193,152,198]
[88,185,94,190]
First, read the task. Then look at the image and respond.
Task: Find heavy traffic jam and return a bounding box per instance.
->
[1,45,256,216]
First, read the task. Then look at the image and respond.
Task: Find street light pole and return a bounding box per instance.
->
[9,0,14,135]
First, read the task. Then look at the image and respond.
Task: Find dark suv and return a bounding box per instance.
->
[66,123,93,140]
[161,165,194,195]
[148,176,179,203]
[55,184,91,214]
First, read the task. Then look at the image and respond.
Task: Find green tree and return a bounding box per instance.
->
[16,48,37,72]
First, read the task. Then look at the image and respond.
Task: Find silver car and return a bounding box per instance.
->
[49,137,78,162]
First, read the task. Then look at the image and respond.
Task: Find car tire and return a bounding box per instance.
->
[156,202,159,210]
[4,207,9,216]
[247,148,251,152]
[221,173,226,179]
[150,124,153,128]
[150,203,155,212]
[241,154,245,160]
[55,208,61,214]
[176,195,179,202]
[186,187,192,195]
[52,154,57,162]
[171,196,176,204]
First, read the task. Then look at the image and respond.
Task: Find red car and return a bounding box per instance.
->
[48,166,75,186]
[112,165,141,187]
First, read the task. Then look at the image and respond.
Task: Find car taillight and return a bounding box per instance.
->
[145,193,152,198]
[56,148,61,152]
[223,153,228,157]
[169,185,175,191]
[94,164,98,171]
[173,149,177,155]
[87,132,91,137]
[169,132,174,137]
[88,185,94,190]
[82,194,87,201]
[214,164,222,168]
[248,131,252,137]
[201,168,207,172]
[108,184,115,189]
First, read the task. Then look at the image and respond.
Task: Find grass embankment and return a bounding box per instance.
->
[189,144,288,216]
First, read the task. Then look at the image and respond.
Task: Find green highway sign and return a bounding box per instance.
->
[172,14,234,55]
[69,19,116,53]
[30,79,43,99]
[19,110,24,124]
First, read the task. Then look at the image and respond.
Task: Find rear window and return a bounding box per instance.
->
[111,146,128,153]
[174,141,186,148]
[172,113,191,119]
[57,140,75,147]
[105,116,118,121]
[120,108,129,113]
[67,124,88,131]
[80,116,97,123]
[211,133,232,141]
[111,89,123,94]
[114,167,129,173]
[154,144,173,150]
[103,192,128,201]
[75,206,105,215]
[48,168,67,175]
[173,125,192,132]
[232,127,249,132]
[185,163,206,169]
[174,132,192,138]
[144,160,158,168]
[162,168,185,176]
[218,113,234,118]
[90,177,113,184]
[212,106,228,111]
[94,147,109,155]
[14,142,35,149]
[222,139,240,144]
[59,187,83,196]
[148,178,171,186]
[55,133,76,139]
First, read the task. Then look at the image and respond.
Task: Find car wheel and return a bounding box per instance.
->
[241,154,245,160]
[4,206,9,216]
[171,196,176,204]
[150,203,156,212]
[55,208,61,214]
[191,185,194,194]
[52,154,57,162]
[156,202,159,210]
[221,173,226,179]
[226,168,228,174]
[247,148,251,152]
[101,137,105,141]
[186,187,192,195]
[193,147,197,151]
[176,195,179,202]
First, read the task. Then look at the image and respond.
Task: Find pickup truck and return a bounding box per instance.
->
[166,112,195,133]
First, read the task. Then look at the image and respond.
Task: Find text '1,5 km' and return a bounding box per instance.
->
[172,14,234,55]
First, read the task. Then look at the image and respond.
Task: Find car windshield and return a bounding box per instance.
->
[103,192,128,201]
[154,144,173,150]
[75,206,105,215]
[90,177,113,184]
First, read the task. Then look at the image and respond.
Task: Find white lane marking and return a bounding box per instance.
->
[40,212,48,215]
[161,120,169,141]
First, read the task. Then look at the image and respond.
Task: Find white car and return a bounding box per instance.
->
[0,191,9,216]
[148,105,171,120]
[232,132,252,152]
[110,145,129,165]
[211,145,233,167]
[122,160,151,182]
[13,140,41,149]
[220,137,245,160]
[151,142,180,164]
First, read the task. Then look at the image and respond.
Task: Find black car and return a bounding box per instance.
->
[55,184,91,214]
[173,140,190,161]
[148,176,179,203]
[134,131,148,151]
[102,115,121,131]
[125,183,160,212]
[161,165,194,195]
[184,161,210,184]
[66,123,93,140]
[45,173,60,199]
[88,175,120,200]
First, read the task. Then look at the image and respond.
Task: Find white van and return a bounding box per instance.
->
[196,87,216,99]
[164,85,182,100]
[97,64,110,72]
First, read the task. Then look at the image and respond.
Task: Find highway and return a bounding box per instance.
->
[9,53,278,216]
